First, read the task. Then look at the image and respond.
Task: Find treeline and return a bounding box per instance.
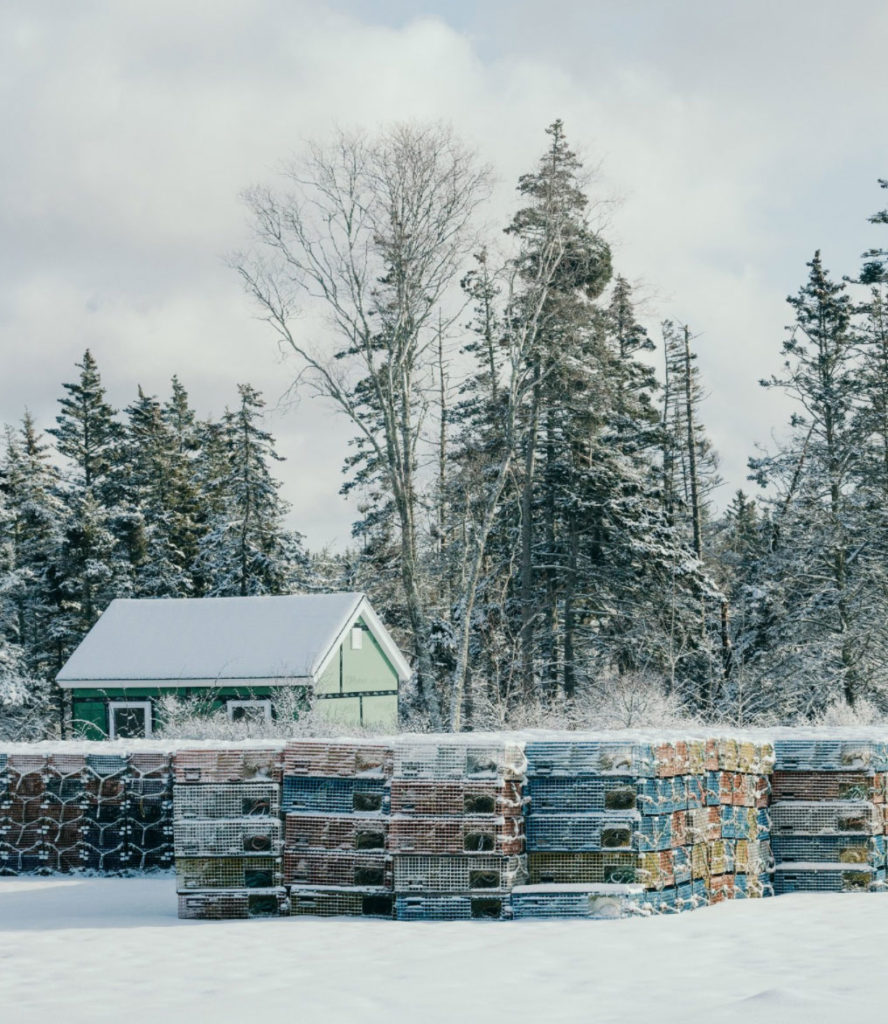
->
[3,120,887,734]
[235,121,888,728]
[0,362,304,733]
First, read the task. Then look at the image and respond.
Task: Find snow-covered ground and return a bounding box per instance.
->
[1,877,886,1024]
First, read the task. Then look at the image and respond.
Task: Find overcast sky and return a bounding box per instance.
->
[2,1,887,549]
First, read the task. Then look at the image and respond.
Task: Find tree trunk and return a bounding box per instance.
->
[519,368,540,702]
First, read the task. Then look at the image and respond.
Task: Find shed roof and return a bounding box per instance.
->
[56,593,411,687]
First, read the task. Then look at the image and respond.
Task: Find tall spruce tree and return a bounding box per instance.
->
[196,384,303,596]
[48,352,129,662]
[124,388,192,597]
[0,416,64,676]
[747,252,886,712]
[505,119,612,701]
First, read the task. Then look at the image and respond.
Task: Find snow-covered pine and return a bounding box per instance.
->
[123,387,194,597]
[195,383,303,596]
[744,252,888,715]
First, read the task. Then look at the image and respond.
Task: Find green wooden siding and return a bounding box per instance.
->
[315,618,400,695]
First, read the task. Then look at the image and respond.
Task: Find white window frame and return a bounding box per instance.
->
[108,701,153,739]
[226,699,273,723]
[350,625,364,650]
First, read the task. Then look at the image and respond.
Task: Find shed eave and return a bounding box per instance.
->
[58,676,314,690]
[311,595,413,683]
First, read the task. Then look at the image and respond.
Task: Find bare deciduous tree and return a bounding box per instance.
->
[234,124,489,727]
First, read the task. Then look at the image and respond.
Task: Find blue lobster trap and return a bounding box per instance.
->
[771,834,886,866]
[524,742,659,778]
[395,894,507,920]
[510,884,645,919]
[639,886,680,913]
[672,846,691,885]
[686,776,705,810]
[720,806,753,840]
[769,800,881,836]
[635,814,673,852]
[773,740,888,773]
[525,776,636,813]
[282,775,389,815]
[639,777,687,814]
[525,812,639,852]
[675,878,708,910]
[773,864,877,894]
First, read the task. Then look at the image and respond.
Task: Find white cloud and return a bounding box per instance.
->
[1,1,886,545]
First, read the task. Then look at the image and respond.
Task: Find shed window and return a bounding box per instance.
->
[351,626,364,650]
[227,700,272,724]
[108,702,152,739]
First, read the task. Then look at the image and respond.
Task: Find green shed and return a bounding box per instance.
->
[56,592,409,738]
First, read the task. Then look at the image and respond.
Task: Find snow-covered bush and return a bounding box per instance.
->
[468,671,692,731]
[154,689,391,739]
[809,697,887,728]
[0,673,58,741]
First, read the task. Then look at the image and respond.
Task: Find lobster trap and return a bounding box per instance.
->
[178,888,289,919]
[282,776,389,815]
[770,771,886,804]
[525,776,688,815]
[288,886,394,918]
[283,850,393,888]
[526,851,637,885]
[524,741,661,778]
[174,818,283,858]
[173,782,280,820]
[525,812,639,853]
[283,741,393,779]
[769,801,882,835]
[392,854,526,893]
[173,748,283,784]
[510,884,645,920]
[393,741,525,781]
[771,833,886,866]
[283,813,388,852]
[773,864,877,894]
[773,740,888,773]
[395,894,508,920]
[388,815,523,855]
[390,779,523,817]
[176,856,283,890]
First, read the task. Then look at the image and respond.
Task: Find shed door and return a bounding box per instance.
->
[109,702,152,739]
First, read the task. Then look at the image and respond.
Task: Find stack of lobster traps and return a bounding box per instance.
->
[81,752,173,872]
[0,753,86,874]
[771,738,888,895]
[702,738,775,903]
[174,746,288,920]
[0,750,174,876]
[517,736,774,918]
[282,739,395,919]
[519,739,688,917]
[390,739,527,920]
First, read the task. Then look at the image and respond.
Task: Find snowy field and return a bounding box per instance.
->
[1,878,886,1024]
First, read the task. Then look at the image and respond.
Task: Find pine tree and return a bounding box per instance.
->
[123,388,191,597]
[748,252,885,712]
[196,384,303,596]
[47,352,128,662]
[505,119,612,701]
[861,178,888,286]
[0,415,64,677]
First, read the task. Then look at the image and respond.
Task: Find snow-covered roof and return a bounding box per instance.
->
[56,593,411,687]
